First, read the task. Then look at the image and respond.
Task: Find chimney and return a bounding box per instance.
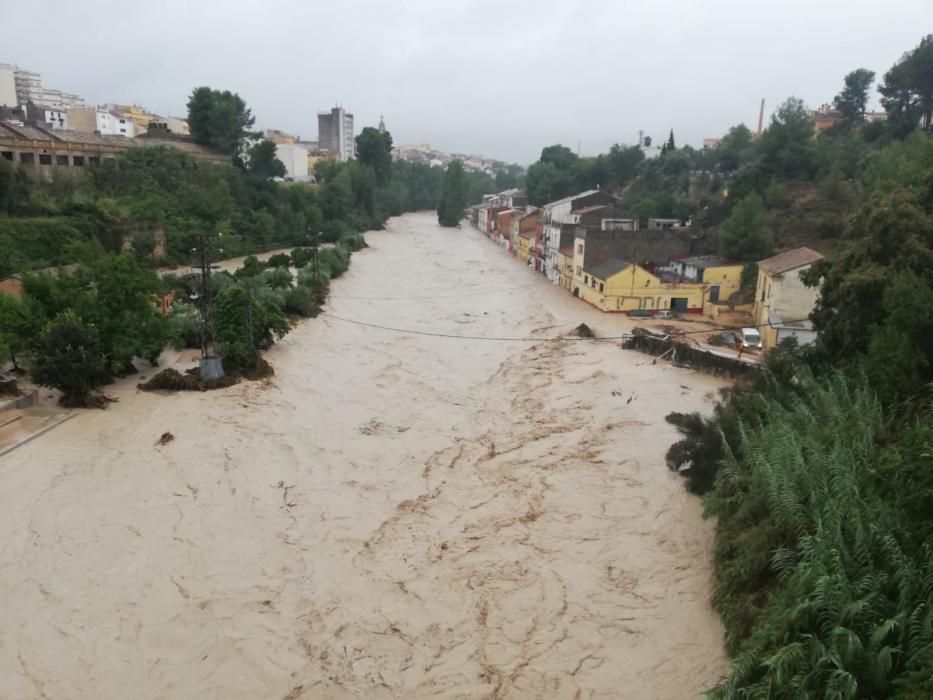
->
[757,98,765,136]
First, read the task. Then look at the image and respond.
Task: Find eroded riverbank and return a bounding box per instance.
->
[0,212,727,698]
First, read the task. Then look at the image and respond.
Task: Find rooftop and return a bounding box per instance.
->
[584,257,631,280]
[676,255,729,270]
[573,205,609,216]
[758,247,823,275]
[542,189,601,210]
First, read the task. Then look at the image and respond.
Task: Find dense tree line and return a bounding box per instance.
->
[0,87,456,401]
[661,35,933,697]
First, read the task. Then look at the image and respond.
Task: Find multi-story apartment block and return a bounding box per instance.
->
[317,106,355,161]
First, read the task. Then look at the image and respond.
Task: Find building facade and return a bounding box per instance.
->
[275,143,310,178]
[2,64,84,109]
[753,247,824,349]
[317,107,355,161]
[541,190,615,283]
[0,66,16,108]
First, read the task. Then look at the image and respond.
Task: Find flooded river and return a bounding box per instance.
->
[0,212,727,699]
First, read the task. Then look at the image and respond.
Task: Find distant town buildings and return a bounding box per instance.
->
[0,63,84,110]
[317,106,355,161]
[392,143,508,174]
[265,128,298,144]
[67,107,135,137]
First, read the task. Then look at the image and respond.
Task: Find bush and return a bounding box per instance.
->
[30,311,110,405]
[284,285,316,316]
[290,247,312,268]
[319,220,355,243]
[267,253,291,268]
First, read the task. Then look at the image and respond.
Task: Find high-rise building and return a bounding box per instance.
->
[0,65,16,108]
[317,106,355,161]
[0,63,84,110]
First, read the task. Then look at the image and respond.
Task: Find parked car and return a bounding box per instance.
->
[655,310,677,319]
[718,331,741,348]
[741,327,763,350]
[627,309,653,318]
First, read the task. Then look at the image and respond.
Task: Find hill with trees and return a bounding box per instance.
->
[660,34,933,699]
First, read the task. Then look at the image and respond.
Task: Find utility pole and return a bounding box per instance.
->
[191,232,225,381]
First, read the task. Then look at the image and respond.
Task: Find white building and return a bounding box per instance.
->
[317,106,354,161]
[2,64,84,110]
[37,107,68,130]
[0,65,16,107]
[541,190,614,283]
[97,111,134,136]
[275,143,309,178]
[754,247,824,350]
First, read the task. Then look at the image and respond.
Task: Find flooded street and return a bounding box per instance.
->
[0,212,727,699]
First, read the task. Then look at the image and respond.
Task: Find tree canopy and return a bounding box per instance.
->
[437,160,466,227]
[247,139,286,179]
[834,68,876,126]
[187,86,257,155]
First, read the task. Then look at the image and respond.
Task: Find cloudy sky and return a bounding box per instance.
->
[2,0,931,164]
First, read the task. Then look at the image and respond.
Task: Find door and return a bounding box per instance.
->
[671,297,688,312]
[709,285,720,303]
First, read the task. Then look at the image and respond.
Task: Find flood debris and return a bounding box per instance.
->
[574,323,596,338]
[156,432,175,446]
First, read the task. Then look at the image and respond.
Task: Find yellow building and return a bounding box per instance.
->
[557,246,575,290]
[577,257,706,313]
[516,231,534,266]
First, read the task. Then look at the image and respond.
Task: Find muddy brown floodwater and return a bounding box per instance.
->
[0,212,728,699]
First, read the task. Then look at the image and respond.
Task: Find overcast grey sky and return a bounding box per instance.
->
[2,0,931,164]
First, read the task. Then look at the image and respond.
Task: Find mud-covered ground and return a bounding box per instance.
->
[0,212,727,699]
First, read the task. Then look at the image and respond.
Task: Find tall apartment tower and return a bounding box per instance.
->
[317,106,355,161]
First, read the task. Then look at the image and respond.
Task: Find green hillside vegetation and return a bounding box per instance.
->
[662,35,933,698]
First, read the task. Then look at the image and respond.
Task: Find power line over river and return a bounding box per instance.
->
[0,212,727,698]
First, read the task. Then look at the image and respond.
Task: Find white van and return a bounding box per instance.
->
[740,327,763,350]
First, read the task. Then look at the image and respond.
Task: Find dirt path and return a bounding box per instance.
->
[0,212,727,698]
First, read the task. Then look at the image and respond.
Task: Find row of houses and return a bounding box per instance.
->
[468,189,823,350]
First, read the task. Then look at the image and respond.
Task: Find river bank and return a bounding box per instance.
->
[0,212,727,698]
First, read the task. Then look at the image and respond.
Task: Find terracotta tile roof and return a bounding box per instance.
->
[758,247,824,275]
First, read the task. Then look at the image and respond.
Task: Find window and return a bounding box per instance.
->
[56,155,69,165]
[73,155,85,166]
[19,152,34,164]
[89,157,100,166]
[599,282,604,293]
[38,154,52,165]
[576,243,583,254]
[584,275,589,284]
[591,278,596,289]
[1,151,13,161]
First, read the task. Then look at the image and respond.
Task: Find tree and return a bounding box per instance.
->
[186,86,257,155]
[716,124,754,172]
[320,168,354,221]
[213,283,289,371]
[834,68,876,127]
[880,34,933,137]
[808,189,933,393]
[606,144,645,187]
[30,311,109,406]
[758,97,817,180]
[718,193,773,260]
[247,140,286,179]
[661,129,676,155]
[0,294,40,371]
[437,160,466,227]
[80,254,169,370]
[355,127,393,183]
